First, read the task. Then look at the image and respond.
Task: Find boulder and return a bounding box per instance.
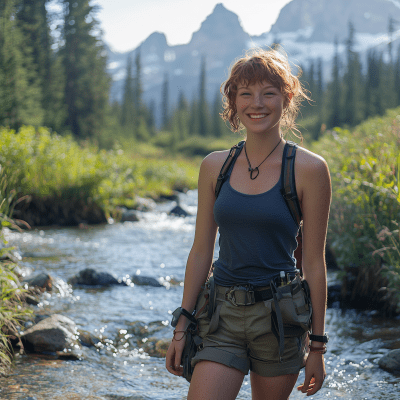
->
[21,314,79,354]
[120,209,139,222]
[141,337,171,358]
[131,275,163,287]
[135,197,157,212]
[77,329,102,348]
[168,205,190,217]
[378,349,400,375]
[327,284,342,308]
[23,272,53,291]
[68,268,126,287]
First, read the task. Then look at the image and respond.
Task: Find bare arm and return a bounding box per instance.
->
[296,150,331,396]
[166,151,224,375]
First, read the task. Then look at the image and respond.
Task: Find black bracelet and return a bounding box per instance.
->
[171,307,196,327]
[309,333,329,343]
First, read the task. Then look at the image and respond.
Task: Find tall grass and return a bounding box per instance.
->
[311,108,400,314]
[0,168,32,375]
[0,126,199,215]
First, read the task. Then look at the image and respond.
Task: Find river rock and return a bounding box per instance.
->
[131,275,162,287]
[168,205,190,217]
[135,197,157,211]
[68,268,126,286]
[120,208,139,222]
[141,337,171,358]
[77,329,102,348]
[22,272,53,291]
[21,314,79,354]
[378,349,400,375]
[327,284,342,308]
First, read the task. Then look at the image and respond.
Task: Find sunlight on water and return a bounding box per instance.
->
[1,192,400,399]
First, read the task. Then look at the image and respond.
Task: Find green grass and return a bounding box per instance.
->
[0,168,32,375]
[311,107,400,314]
[0,126,200,216]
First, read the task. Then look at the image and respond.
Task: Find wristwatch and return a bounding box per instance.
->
[309,333,329,343]
[171,307,196,327]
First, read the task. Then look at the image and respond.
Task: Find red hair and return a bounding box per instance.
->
[221,48,309,135]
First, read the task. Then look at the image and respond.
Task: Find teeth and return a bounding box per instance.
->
[249,114,266,119]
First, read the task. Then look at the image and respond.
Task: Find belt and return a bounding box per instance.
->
[215,274,302,307]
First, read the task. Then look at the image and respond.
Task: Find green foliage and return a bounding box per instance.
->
[0,168,32,375]
[0,0,44,128]
[0,126,198,214]
[60,0,110,138]
[311,108,400,312]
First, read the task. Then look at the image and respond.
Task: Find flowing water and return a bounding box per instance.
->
[1,190,399,399]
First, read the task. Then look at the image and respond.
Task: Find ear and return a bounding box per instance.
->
[284,93,293,108]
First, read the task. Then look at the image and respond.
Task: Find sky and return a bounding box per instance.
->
[92,0,293,53]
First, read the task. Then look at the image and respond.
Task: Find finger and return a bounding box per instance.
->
[300,374,313,393]
[306,377,323,396]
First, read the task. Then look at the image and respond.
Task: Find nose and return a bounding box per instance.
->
[252,94,263,107]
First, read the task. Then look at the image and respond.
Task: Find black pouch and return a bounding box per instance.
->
[181,322,201,382]
[271,276,312,338]
[180,285,209,382]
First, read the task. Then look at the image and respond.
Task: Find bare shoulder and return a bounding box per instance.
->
[200,149,231,183]
[294,146,331,198]
[295,145,329,174]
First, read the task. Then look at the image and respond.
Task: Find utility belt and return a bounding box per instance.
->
[198,271,312,362]
[214,271,301,307]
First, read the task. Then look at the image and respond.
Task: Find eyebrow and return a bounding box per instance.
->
[237,84,276,90]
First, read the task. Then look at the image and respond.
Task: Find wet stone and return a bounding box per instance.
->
[168,205,190,217]
[131,275,162,287]
[21,314,80,355]
[22,272,53,292]
[378,349,400,375]
[68,268,127,287]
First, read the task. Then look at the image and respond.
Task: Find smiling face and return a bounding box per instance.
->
[235,81,286,137]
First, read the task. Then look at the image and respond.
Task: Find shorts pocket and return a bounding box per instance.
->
[272,278,312,337]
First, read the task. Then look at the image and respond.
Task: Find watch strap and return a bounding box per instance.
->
[309,333,329,343]
[171,307,196,327]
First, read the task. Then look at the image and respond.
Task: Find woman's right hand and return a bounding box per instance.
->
[166,333,186,376]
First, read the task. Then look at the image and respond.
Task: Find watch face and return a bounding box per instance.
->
[171,307,182,327]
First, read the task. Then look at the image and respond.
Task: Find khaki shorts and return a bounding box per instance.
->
[191,283,308,377]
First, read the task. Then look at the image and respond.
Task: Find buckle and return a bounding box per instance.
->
[226,285,255,306]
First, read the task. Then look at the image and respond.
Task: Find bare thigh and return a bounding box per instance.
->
[188,361,245,400]
[250,371,299,400]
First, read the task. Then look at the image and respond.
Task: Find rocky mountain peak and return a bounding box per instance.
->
[270,0,400,42]
[189,3,249,46]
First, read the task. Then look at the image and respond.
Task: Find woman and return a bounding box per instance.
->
[166,48,331,399]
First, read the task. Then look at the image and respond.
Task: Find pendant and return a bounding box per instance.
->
[249,167,259,180]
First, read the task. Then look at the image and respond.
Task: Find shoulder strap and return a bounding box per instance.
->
[280,141,302,226]
[215,141,245,199]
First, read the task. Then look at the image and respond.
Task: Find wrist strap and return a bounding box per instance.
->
[309,345,327,354]
[309,333,329,343]
[181,307,197,323]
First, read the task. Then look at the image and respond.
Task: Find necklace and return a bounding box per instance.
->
[244,138,282,180]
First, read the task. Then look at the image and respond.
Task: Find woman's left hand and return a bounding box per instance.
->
[297,353,326,396]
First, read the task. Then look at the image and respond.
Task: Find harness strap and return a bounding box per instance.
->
[215,141,245,199]
[270,280,285,362]
[280,141,302,226]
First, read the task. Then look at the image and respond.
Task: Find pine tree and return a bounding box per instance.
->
[343,21,363,126]
[133,51,143,114]
[198,56,209,136]
[60,0,110,137]
[161,72,169,130]
[16,0,52,125]
[121,55,135,127]
[0,0,43,128]
[211,89,223,137]
[328,38,342,128]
